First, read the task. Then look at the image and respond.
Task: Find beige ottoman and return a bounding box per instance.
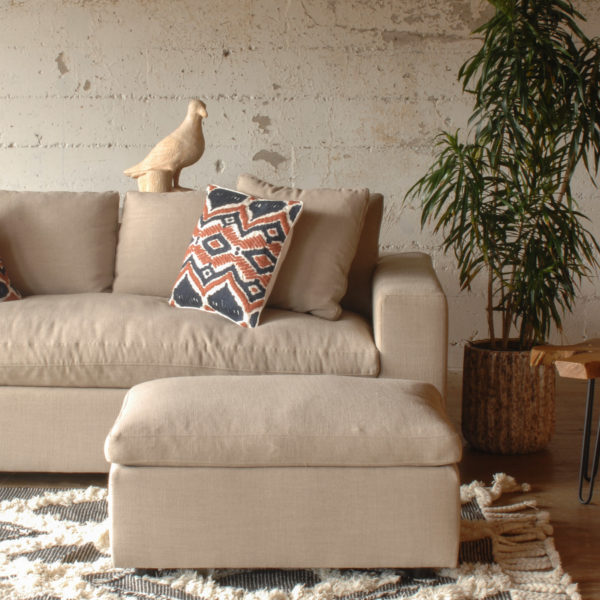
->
[104,375,462,569]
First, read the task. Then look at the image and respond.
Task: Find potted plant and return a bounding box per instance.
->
[406,0,600,453]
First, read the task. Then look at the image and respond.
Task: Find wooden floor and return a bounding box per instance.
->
[1,372,599,597]
[446,372,600,599]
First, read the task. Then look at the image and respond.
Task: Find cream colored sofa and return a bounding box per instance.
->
[0,187,449,474]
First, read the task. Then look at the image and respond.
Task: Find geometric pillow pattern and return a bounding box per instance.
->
[169,185,303,328]
[0,258,22,302]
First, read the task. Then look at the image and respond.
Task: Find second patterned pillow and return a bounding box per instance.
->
[0,258,21,302]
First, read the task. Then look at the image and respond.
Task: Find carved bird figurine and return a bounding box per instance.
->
[124,99,208,192]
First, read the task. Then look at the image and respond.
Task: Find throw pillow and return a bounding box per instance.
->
[236,174,369,320]
[169,185,303,328]
[113,190,206,297]
[0,258,21,302]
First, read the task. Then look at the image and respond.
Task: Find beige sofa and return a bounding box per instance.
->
[0,186,448,473]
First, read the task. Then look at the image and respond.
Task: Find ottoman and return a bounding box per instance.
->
[104,375,462,568]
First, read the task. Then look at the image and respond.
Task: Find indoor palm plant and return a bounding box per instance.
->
[406,0,600,453]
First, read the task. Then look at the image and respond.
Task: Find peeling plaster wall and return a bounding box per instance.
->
[0,0,599,367]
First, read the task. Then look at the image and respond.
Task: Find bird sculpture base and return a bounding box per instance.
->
[137,170,173,193]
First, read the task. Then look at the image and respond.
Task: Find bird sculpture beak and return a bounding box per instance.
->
[200,107,208,119]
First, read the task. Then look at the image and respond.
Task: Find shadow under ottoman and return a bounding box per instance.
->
[105,375,462,568]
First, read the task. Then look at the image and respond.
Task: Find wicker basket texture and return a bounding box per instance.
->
[462,340,556,454]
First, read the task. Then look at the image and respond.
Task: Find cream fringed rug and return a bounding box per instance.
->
[0,474,580,600]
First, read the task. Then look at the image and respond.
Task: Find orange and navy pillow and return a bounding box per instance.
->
[0,258,21,302]
[169,185,303,328]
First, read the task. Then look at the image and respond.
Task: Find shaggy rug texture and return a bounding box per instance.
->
[0,474,580,600]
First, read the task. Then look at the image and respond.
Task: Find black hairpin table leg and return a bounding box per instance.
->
[530,341,600,504]
[578,378,600,504]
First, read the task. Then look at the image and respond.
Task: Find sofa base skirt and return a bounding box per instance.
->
[109,463,460,569]
[0,387,125,472]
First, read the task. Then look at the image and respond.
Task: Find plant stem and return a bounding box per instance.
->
[503,218,525,348]
[556,157,576,206]
[487,263,496,347]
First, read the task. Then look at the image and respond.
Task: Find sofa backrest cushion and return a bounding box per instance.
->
[236,174,370,321]
[0,190,119,295]
[113,190,205,296]
[341,192,383,317]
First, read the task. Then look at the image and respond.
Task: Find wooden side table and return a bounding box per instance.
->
[531,340,600,504]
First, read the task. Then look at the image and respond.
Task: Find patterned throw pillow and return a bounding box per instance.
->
[0,258,22,302]
[170,185,303,328]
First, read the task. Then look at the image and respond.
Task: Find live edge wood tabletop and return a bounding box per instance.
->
[531,339,600,504]
[531,338,600,379]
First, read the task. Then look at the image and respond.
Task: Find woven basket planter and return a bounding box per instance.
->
[462,340,556,454]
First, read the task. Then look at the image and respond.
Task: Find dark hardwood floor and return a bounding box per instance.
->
[1,372,599,597]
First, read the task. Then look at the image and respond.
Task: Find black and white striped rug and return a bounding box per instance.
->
[0,474,580,600]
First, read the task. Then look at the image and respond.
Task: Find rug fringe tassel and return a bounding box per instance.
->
[454,475,582,600]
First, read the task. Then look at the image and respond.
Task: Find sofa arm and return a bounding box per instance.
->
[372,252,448,400]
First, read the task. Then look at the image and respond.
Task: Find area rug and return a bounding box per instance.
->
[0,474,580,600]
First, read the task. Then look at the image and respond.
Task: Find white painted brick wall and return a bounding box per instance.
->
[0,0,598,367]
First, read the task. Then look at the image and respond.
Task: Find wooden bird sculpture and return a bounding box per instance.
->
[124,99,208,192]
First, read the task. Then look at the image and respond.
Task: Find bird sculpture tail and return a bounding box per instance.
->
[123,164,144,179]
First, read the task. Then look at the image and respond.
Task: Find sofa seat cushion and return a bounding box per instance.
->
[0,294,379,388]
[105,376,461,468]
